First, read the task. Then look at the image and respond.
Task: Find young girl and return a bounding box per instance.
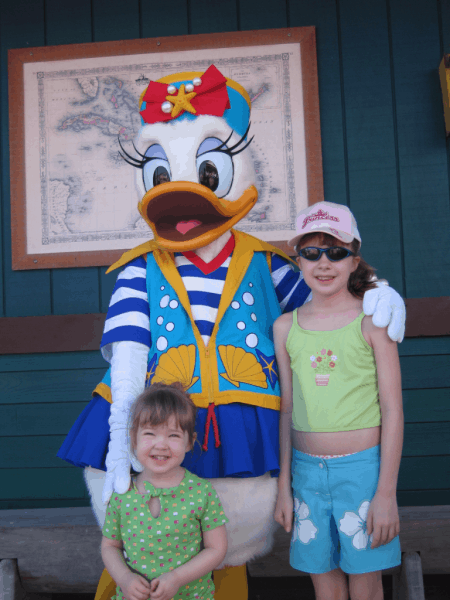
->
[274,202,403,600]
[101,382,228,600]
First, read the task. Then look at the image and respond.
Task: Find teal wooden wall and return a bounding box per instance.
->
[0,0,449,509]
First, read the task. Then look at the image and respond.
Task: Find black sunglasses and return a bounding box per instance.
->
[297,246,355,262]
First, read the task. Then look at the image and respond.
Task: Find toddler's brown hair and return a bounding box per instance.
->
[129,382,197,452]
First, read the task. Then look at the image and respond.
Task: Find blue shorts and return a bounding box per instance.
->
[290,445,401,575]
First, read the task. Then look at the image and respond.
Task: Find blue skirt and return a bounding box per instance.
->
[57,395,280,478]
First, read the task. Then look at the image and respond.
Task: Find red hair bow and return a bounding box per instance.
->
[140,64,231,124]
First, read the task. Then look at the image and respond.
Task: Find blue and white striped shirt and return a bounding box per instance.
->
[101,251,310,357]
[174,253,231,346]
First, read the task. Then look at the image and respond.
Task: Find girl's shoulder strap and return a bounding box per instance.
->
[286,309,300,352]
[356,311,366,324]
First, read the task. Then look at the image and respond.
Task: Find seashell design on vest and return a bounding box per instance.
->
[310,348,338,386]
[218,345,268,388]
[151,344,199,390]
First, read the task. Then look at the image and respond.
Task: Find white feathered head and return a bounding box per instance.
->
[120,65,257,251]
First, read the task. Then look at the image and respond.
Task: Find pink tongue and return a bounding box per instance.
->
[175,220,202,235]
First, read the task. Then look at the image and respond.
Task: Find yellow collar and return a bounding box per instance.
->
[106,230,295,274]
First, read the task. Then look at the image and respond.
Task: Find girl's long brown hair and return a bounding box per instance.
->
[297,232,377,299]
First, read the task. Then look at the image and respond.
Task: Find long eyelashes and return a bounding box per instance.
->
[118,123,254,169]
[213,130,234,151]
[198,122,254,158]
[219,122,254,157]
[118,137,148,169]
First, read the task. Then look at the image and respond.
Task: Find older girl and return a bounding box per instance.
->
[274,202,403,600]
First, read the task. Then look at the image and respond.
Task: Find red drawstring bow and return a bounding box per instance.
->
[140,64,231,125]
[202,403,221,451]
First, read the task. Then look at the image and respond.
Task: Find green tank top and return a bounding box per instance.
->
[287,310,381,433]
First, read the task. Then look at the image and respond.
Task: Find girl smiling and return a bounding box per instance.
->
[274,202,403,600]
[101,383,228,600]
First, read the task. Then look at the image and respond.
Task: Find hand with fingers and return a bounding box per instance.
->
[118,572,152,600]
[274,487,294,533]
[366,492,400,549]
[149,572,180,600]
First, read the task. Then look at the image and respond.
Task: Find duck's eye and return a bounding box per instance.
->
[196,137,233,198]
[142,144,171,191]
[198,160,219,192]
[152,165,171,187]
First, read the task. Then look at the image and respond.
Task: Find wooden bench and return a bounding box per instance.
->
[1,506,449,599]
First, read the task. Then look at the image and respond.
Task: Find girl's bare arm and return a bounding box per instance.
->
[364,319,404,548]
[273,313,295,532]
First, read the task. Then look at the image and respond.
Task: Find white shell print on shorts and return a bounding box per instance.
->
[339,500,372,549]
[292,497,318,544]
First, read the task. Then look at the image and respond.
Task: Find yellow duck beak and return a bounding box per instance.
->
[138,181,258,252]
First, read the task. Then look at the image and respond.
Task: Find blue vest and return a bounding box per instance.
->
[146,248,281,409]
[96,231,292,411]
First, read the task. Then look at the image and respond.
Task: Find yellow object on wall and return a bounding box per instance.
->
[439,55,450,136]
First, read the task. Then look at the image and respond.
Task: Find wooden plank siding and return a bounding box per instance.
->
[0,0,449,510]
[389,0,450,298]
[339,0,404,294]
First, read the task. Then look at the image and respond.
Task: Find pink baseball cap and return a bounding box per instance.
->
[288,201,361,250]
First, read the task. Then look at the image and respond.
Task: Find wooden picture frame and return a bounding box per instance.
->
[9,27,323,270]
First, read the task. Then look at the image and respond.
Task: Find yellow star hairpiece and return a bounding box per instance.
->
[166,84,197,118]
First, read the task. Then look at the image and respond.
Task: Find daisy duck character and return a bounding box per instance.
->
[58,65,405,600]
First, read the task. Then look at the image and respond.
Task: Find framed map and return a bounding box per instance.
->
[9,28,323,270]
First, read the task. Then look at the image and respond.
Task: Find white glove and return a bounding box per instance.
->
[363,282,406,343]
[102,341,149,504]
[102,425,134,504]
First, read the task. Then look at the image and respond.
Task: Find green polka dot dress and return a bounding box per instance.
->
[102,469,228,600]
